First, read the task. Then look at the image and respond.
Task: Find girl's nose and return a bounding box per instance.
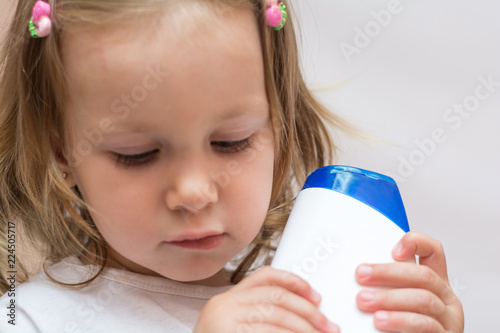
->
[165,175,218,214]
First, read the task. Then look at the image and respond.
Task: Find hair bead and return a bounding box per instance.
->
[266,0,287,30]
[29,1,52,38]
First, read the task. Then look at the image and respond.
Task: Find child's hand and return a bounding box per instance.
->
[355,231,464,332]
[194,266,340,333]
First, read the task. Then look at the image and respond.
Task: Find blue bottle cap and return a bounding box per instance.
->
[303,166,409,232]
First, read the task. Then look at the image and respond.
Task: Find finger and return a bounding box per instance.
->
[235,266,322,305]
[237,322,310,333]
[373,311,445,333]
[357,288,446,320]
[355,262,456,304]
[392,231,448,280]
[235,286,339,333]
[239,302,335,333]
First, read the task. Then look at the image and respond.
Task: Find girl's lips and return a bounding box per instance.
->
[167,233,225,250]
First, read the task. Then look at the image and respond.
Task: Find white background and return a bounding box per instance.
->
[291,0,499,331]
[2,0,498,332]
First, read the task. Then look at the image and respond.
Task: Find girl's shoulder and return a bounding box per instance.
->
[0,256,232,332]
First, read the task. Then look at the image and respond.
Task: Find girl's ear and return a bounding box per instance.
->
[52,132,76,187]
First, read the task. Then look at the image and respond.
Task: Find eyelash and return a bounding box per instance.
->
[211,137,252,153]
[113,150,159,168]
[113,138,252,168]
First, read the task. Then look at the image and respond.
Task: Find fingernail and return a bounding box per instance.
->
[311,289,322,303]
[375,311,389,322]
[392,242,403,256]
[326,321,340,333]
[360,290,374,302]
[358,265,372,279]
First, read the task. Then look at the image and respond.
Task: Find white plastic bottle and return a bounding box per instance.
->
[271,165,410,332]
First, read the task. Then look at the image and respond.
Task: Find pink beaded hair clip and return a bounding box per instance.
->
[266,0,287,30]
[29,1,52,38]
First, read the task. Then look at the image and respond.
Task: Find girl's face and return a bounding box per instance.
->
[61,5,274,285]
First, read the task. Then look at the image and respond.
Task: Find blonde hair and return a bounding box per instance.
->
[0,0,349,294]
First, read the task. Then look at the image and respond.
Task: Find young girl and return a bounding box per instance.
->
[0,0,464,332]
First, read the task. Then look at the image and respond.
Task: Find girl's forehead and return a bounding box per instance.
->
[61,3,258,82]
[60,3,266,131]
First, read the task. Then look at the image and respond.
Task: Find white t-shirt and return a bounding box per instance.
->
[0,256,233,333]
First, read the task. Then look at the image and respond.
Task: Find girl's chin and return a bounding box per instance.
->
[91,246,233,286]
[168,267,234,287]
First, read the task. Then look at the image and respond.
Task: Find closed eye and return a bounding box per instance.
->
[113,149,159,168]
[111,137,251,168]
[211,137,252,153]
